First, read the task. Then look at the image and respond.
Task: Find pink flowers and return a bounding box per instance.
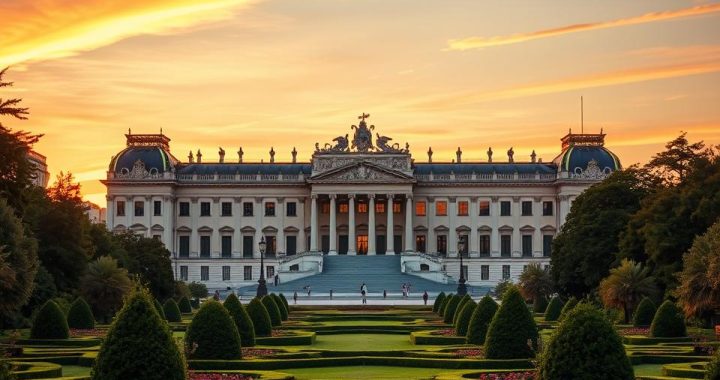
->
[618,327,649,336]
[477,371,536,380]
[70,328,106,337]
[456,348,485,358]
[241,348,276,358]
[188,373,255,380]
[432,329,456,336]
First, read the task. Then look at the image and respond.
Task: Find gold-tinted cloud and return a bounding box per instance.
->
[448,3,720,51]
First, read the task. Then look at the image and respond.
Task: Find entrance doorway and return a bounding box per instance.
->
[376,235,386,255]
[338,235,348,255]
[357,235,368,255]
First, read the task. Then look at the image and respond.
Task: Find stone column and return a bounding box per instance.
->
[428,198,436,254]
[348,195,356,255]
[310,195,318,252]
[328,194,337,255]
[404,195,413,253]
[368,194,376,255]
[386,194,394,254]
[106,195,114,231]
[533,197,541,257]
[278,198,285,255]
[470,197,479,257]
[298,198,307,253]
[512,197,520,257]
[448,197,457,257]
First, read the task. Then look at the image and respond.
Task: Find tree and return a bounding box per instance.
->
[22,265,56,317]
[174,281,191,301]
[153,298,165,320]
[0,197,38,319]
[66,297,95,329]
[485,286,538,359]
[187,281,208,301]
[558,297,578,322]
[454,300,476,337]
[113,232,175,301]
[552,170,646,298]
[433,292,446,313]
[650,300,687,338]
[439,293,453,316]
[279,293,290,312]
[271,293,288,321]
[533,296,549,314]
[91,287,185,380]
[223,293,255,347]
[647,131,707,185]
[30,300,69,339]
[632,297,657,327]
[163,299,181,323]
[443,295,461,324]
[262,295,282,327]
[518,264,553,307]
[707,346,720,380]
[178,296,192,314]
[544,297,563,322]
[80,256,132,323]
[453,295,472,327]
[539,303,634,380]
[494,280,513,300]
[466,295,498,345]
[185,301,241,360]
[598,259,657,323]
[676,219,720,322]
[246,298,272,337]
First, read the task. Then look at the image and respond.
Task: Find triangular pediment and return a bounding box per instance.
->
[310,161,415,183]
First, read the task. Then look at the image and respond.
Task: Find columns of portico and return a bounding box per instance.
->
[404,195,413,253]
[348,195,357,255]
[329,194,337,255]
[368,195,376,255]
[386,194,394,254]
[310,195,318,252]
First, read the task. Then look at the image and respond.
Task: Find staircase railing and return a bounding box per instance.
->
[279,251,323,264]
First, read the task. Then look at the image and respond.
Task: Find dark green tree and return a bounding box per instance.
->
[66,297,95,329]
[599,259,657,323]
[262,295,282,327]
[454,299,476,336]
[22,265,57,317]
[544,297,563,322]
[466,295,499,345]
[443,295,461,324]
[271,293,288,321]
[518,263,553,307]
[439,293,454,317]
[453,294,472,326]
[494,280,513,300]
[706,345,720,380]
[223,293,255,347]
[174,281,191,301]
[676,219,720,323]
[485,286,538,359]
[246,297,272,337]
[650,300,687,338]
[0,197,38,320]
[178,296,192,314]
[188,281,208,302]
[163,299,181,323]
[80,256,132,323]
[185,301,241,360]
[432,292,446,313]
[279,293,289,312]
[113,232,175,301]
[153,299,166,320]
[632,297,657,327]
[30,300,69,339]
[533,296,549,314]
[558,297,578,322]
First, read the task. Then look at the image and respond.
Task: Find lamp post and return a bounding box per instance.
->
[257,236,268,297]
[457,235,467,296]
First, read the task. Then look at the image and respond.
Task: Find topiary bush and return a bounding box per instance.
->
[485,286,538,359]
[153,298,166,320]
[185,300,241,360]
[433,292,446,313]
[67,297,95,330]
[271,293,288,321]
[261,295,282,327]
[454,299,476,337]
[544,297,564,322]
[279,293,290,313]
[706,345,720,380]
[632,297,657,327]
[650,300,687,338]
[178,296,192,314]
[539,303,634,380]
[91,287,185,380]
[439,293,454,317]
[558,297,578,322]
[223,293,255,347]
[246,297,272,337]
[466,295,499,345]
[30,300,69,339]
[443,295,462,324]
[163,299,182,323]
[533,296,549,314]
[453,295,472,327]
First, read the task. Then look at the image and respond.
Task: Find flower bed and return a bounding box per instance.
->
[456,348,484,359]
[477,371,536,380]
[70,328,107,337]
[618,327,649,336]
[242,348,278,359]
[432,329,455,336]
[189,372,255,380]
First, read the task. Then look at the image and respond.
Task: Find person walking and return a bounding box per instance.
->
[293,291,298,304]
[330,289,333,300]
[274,274,279,286]
[383,290,387,299]
[307,285,311,297]
[422,291,429,305]
[361,283,368,305]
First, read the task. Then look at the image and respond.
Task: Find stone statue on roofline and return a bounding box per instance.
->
[218,147,225,163]
[507,147,514,163]
[487,147,493,163]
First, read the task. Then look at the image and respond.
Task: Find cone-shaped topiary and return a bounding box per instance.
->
[433,292,447,313]
[271,293,288,321]
[485,286,538,359]
[262,295,282,327]
[443,295,461,324]
[453,295,472,327]
[439,293,454,317]
[558,297,578,322]
[632,297,657,327]
[31,300,70,339]
[178,296,192,314]
[539,303,634,380]
[185,300,241,360]
[67,297,95,330]
[706,346,720,380]
[650,300,687,338]
[153,299,166,320]
[533,296,549,314]
[279,293,290,313]
[466,295,499,345]
[163,299,182,323]
[247,297,272,337]
[91,287,185,380]
[544,297,564,322]
[455,299,476,336]
[223,293,256,347]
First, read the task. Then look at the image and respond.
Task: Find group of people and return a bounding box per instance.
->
[288,283,429,305]
[401,283,412,298]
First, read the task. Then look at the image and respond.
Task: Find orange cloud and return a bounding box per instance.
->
[0,0,256,67]
[448,3,720,50]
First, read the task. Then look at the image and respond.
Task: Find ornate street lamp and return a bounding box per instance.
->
[457,235,467,296]
[257,236,268,297]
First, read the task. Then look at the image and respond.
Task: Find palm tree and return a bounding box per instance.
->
[599,259,657,323]
[81,256,132,323]
[676,220,720,324]
[518,263,554,306]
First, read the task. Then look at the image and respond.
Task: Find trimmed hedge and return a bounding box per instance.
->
[153,298,166,320]
[92,287,185,380]
[439,293,454,317]
[247,298,273,337]
[632,297,657,327]
[650,300,687,338]
[485,286,538,359]
[163,299,182,323]
[466,295,498,345]
[454,300,476,337]
[262,296,283,327]
[66,297,95,330]
[271,293,288,321]
[433,292,447,314]
[178,296,193,313]
[539,303,633,380]
[31,300,70,339]
[453,295,472,327]
[533,296,548,314]
[707,346,720,380]
[544,297,563,322]
[224,293,256,347]
[185,300,242,360]
[442,295,461,324]
[279,293,290,313]
[558,297,578,322]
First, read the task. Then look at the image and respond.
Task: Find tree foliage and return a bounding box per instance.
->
[466,295,498,345]
[153,298,165,320]
[185,301,241,360]
[223,293,255,347]
[433,292,446,313]
[80,256,132,323]
[262,295,282,327]
[66,297,95,329]
[518,264,553,306]
[599,259,657,323]
[632,297,657,327]
[0,197,38,319]
[650,300,687,338]
[163,299,181,323]
[676,219,720,320]
[442,295,462,324]
[439,293,453,317]
[454,299,476,337]
[271,293,288,321]
[558,297,578,322]
[544,297,563,322]
[452,295,472,326]
[485,286,538,359]
[30,300,69,339]
[246,298,272,337]
[113,232,175,301]
[707,345,720,380]
[188,281,208,300]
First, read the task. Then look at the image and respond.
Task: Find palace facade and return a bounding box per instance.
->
[103,115,621,289]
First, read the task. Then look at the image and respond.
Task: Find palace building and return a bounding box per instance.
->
[103,115,621,291]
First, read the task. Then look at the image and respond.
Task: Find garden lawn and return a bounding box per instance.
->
[62,365,92,377]
[287,365,441,379]
[312,334,428,351]
[633,363,664,377]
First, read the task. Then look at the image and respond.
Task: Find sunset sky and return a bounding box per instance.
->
[1,0,719,206]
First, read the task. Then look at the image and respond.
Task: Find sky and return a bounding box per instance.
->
[1,0,719,206]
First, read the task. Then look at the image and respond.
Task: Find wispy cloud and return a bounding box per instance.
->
[447,3,720,51]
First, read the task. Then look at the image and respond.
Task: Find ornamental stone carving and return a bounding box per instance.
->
[573,159,612,180]
[315,113,409,155]
[117,159,151,179]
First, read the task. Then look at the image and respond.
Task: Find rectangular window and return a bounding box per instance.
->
[459,235,469,255]
[502,265,511,280]
[200,202,211,216]
[415,201,426,216]
[437,235,447,254]
[201,266,209,281]
[375,202,385,214]
[222,266,230,281]
[479,201,490,216]
[266,266,275,279]
[500,201,511,216]
[200,236,211,257]
[153,200,162,216]
[116,200,126,216]
[415,235,426,253]
[221,202,232,216]
[221,236,232,258]
[479,235,490,256]
[339,203,349,213]
[321,202,330,214]
[393,202,401,214]
[286,236,297,255]
[179,236,190,257]
[180,266,188,281]
[543,235,553,257]
[521,201,533,216]
[357,202,368,213]
[179,202,190,216]
[501,235,511,257]
[543,201,554,216]
[243,202,253,216]
[522,235,533,257]
[243,236,254,258]
[436,201,447,216]
[481,265,489,281]
[265,202,275,216]
[153,234,161,241]
[134,201,144,217]
[286,202,297,216]
[458,201,469,216]
[244,266,252,281]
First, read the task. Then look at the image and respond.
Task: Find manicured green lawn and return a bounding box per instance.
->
[62,365,92,376]
[312,334,423,351]
[287,365,440,380]
[633,363,664,376]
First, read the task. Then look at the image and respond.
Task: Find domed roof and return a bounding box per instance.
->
[110,146,174,175]
[554,145,621,173]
